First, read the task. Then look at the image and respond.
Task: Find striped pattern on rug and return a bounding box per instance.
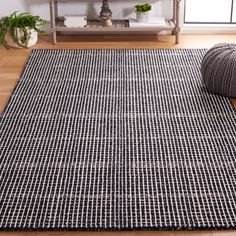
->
[0,49,236,230]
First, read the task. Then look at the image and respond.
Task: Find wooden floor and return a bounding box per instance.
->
[0,34,235,236]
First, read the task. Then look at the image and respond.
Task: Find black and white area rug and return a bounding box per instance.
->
[0,49,236,231]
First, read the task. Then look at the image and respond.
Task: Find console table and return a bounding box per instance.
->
[49,0,181,44]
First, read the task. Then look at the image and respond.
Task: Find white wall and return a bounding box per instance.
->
[0,0,173,20]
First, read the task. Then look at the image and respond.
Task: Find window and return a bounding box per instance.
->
[233,1,236,22]
[185,0,236,24]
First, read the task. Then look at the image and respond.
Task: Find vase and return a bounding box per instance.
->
[5,28,38,48]
[136,11,149,23]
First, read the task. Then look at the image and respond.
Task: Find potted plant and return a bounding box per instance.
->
[0,12,47,49]
[135,3,152,23]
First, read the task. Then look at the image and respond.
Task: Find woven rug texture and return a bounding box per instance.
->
[0,49,236,230]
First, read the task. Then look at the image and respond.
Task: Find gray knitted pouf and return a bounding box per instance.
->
[201,43,236,97]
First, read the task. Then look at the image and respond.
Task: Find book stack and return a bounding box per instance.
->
[129,17,166,27]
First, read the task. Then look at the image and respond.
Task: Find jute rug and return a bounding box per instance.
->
[0,49,236,230]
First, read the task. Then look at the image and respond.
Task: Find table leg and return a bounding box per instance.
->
[174,0,181,44]
[50,0,57,44]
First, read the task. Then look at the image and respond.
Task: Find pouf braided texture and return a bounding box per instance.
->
[201,43,236,97]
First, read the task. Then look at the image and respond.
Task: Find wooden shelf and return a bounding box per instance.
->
[49,0,181,44]
[54,18,176,33]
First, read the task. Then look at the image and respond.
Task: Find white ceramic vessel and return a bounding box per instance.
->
[5,28,38,48]
[136,11,149,23]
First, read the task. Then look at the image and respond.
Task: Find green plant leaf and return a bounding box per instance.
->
[135,3,152,12]
[0,11,48,49]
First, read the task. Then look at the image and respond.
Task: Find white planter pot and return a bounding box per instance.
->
[136,11,149,23]
[5,28,38,48]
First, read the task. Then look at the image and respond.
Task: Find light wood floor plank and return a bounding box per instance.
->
[232,99,236,108]
[0,94,12,113]
[0,79,19,94]
[0,56,28,68]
